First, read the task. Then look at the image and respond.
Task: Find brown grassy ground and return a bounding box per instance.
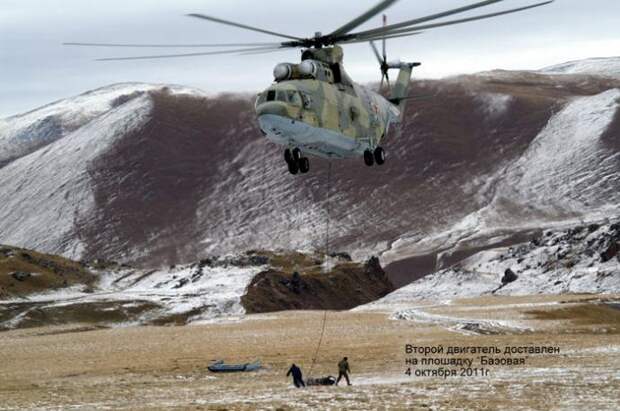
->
[0,294,619,410]
[0,245,96,299]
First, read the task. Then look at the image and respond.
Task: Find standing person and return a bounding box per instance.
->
[286,363,305,388]
[336,357,351,386]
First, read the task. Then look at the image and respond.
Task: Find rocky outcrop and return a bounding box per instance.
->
[365,219,620,305]
[0,245,97,298]
[241,257,394,313]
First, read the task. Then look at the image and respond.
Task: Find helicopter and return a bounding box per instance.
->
[65,0,553,175]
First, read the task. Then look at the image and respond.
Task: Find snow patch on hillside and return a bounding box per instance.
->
[196,136,327,255]
[541,57,620,77]
[475,92,513,118]
[100,262,264,322]
[495,88,620,214]
[0,259,266,329]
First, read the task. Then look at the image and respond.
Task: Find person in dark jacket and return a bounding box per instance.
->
[286,363,305,388]
[336,357,351,386]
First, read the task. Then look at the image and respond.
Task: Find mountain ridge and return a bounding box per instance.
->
[1,57,619,286]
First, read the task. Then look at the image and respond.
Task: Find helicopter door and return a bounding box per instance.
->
[369,102,380,127]
[362,91,380,129]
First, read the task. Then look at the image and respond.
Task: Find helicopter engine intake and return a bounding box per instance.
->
[273,60,334,83]
[299,60,334,83]
[273,63,295,81]
[298,60,318,77]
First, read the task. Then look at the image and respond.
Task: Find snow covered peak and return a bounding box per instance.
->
[0,83,208,167]
[540,57,620,77]
[4,82,207,123]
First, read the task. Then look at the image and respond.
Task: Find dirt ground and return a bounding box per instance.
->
[1,294,619,410]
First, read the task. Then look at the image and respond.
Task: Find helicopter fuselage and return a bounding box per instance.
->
[255,77,400,159]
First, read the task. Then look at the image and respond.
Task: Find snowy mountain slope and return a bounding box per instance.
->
[0,84,211,260]
[380,87,620,273]
[541,57,620,77]
[0,58,619,286]
[0,95,152,258]
[360,220,620,312]
[0,83,208,167]
[0,84,152,167]
[496,89,620,212]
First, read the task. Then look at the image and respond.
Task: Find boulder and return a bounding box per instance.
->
[501,269,518,285]
[329,252,352,261]
[365,256,384,276]
[10,271,31,282]
[289,271,302,294]
[600,242,619,262]
[248,255,270,266]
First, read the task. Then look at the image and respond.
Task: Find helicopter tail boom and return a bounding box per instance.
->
[389,62,421,117]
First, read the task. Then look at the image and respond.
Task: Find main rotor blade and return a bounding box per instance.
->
[369,41,383,65]
[95,46,284,61]
[342,31,423,44]
[327,0,399,38]
[377,31,424,42]
[238,47,291,56]
[64,41,282,48]
[186,13,302,41]
[381,14,387,63]
[346,0,505,40]
[367,1,554,38]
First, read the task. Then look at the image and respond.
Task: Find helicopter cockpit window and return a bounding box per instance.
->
[275,90,289,102]
[300,92,312,109]
[255,92,266,106]
[266,90,276,101]
[286,91,302,107]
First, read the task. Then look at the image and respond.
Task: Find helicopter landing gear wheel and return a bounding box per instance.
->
[374,146,385,165]
[285,148,306,175]
[299,157,310,173]
[284,148,293,164]
[288,159,299,175]
[363,149,374,166]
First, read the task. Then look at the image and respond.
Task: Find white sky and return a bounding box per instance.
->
[1,0,619,117]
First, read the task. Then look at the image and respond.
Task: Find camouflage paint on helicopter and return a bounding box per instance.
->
[255,46,415,172]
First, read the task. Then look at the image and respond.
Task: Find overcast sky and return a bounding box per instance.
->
[1,0,619,117]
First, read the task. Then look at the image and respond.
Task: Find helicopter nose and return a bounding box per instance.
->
[255,102,289,118]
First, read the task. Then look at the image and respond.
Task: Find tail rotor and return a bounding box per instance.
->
[370,14,390,92]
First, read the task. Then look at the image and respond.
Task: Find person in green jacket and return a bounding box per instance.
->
[336,357,351,386]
